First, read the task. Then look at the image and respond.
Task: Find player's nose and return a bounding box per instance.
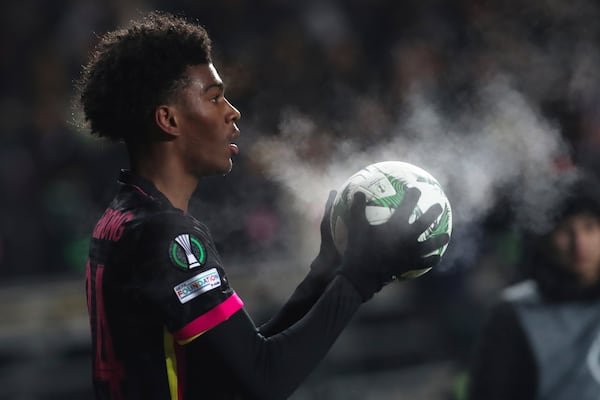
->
[225,98,241,122]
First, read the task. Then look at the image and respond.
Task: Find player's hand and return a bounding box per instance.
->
[308,190,341,288]
[338,189,449,301]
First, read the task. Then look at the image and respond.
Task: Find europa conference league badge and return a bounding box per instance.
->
[169,233,206,270]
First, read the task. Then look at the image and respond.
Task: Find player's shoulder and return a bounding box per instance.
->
[132,207,213,247]
[136,208,195,237]
[131,209,222,276]
[110,184,191,229]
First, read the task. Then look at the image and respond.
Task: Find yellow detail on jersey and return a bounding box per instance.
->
[176,330,206,345]
[163,328,179,400]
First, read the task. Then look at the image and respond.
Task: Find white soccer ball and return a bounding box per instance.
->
[330,161,452,279]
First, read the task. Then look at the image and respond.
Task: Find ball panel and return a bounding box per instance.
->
[364,205,394,225]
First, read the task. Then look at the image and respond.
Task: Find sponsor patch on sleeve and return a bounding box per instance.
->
[174,268,221,304]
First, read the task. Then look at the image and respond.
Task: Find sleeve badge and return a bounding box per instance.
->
[169,233,206,270]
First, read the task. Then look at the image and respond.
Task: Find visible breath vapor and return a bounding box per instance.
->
[251,75,569,270]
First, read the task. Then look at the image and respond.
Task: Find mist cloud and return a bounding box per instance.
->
[251,74,570,270]
[241,0,600,273]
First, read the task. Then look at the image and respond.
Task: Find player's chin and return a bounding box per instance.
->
[224,160,234,175]
[195,159,233,178]
[218,159,234,176]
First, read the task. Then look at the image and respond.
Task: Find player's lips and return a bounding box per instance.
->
[229,127,240,155]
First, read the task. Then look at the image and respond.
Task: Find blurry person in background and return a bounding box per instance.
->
[468,172,600,400]
[77,11,448,400]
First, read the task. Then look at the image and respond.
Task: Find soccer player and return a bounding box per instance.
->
[78,11,449,400]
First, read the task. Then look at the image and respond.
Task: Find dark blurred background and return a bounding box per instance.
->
[2,0,600,398]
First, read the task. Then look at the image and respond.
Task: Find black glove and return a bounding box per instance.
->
[338,188,450,301]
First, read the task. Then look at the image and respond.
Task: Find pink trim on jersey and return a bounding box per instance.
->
[131,184,155,200]
[173,293,244,343]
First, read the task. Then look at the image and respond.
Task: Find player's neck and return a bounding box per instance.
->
[132,155,197,213]
[152,172,197,213]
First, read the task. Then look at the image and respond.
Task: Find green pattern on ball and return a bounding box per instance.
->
[427,203,451,255]
[369,171,407,208]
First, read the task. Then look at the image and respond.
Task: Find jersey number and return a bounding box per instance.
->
[86,261,124,399]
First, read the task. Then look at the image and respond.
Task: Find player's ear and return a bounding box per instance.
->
[155,105,180,137]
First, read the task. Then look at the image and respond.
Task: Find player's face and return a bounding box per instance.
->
[550,212,600,286]
[173,64,241,177]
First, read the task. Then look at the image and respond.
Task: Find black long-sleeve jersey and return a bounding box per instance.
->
[86,170,362,400]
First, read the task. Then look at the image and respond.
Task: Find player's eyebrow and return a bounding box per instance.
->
[203,82,224,93]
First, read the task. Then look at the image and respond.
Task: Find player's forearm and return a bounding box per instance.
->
[198,275,362,400]
[259,190,341,337]
[258,266,331,336]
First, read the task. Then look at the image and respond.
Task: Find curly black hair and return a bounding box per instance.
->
[77,11,212,144]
